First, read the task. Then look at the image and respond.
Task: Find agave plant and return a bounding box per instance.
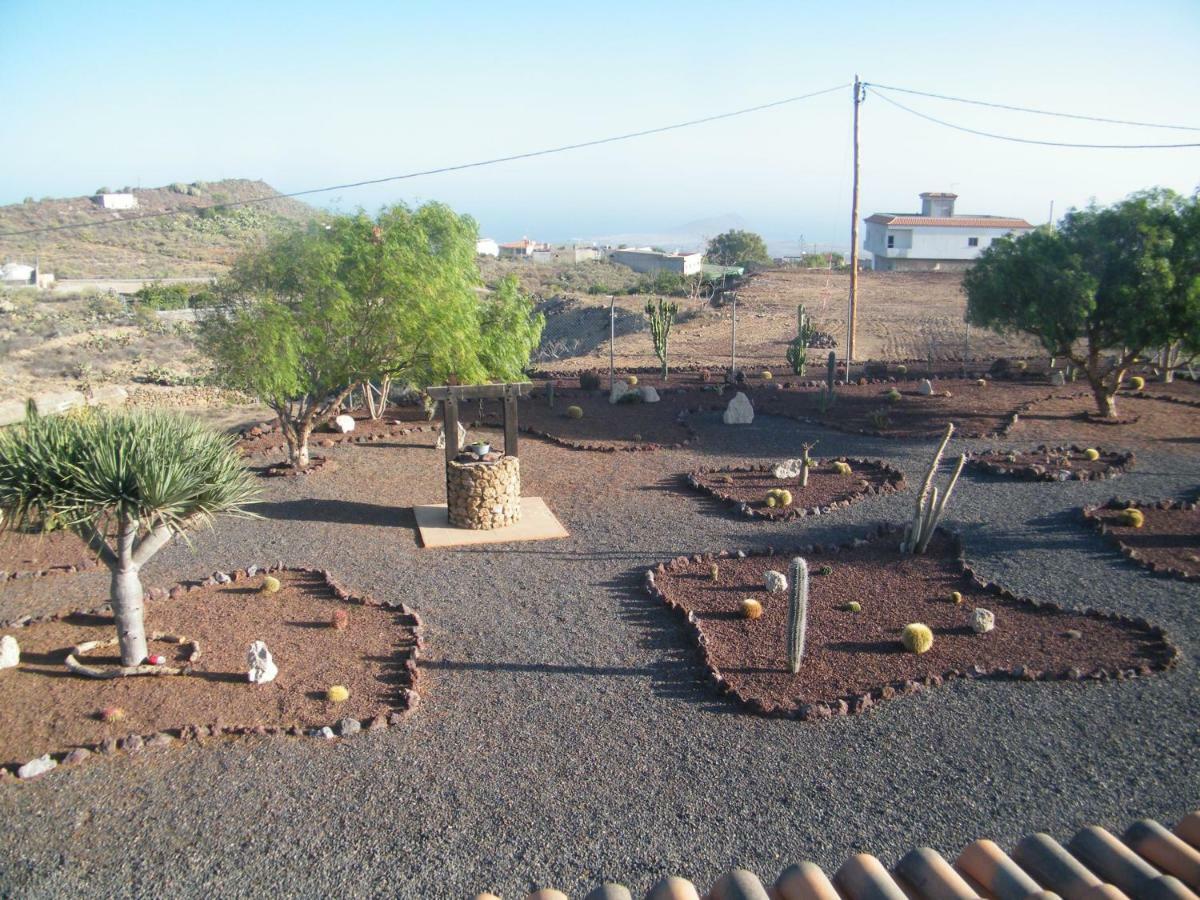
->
[0,408,258,670]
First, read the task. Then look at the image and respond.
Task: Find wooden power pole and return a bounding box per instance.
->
[846,76,864,372]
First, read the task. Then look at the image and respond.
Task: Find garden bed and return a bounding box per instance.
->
[1014,394,1200,446]
[647,528,1175,719]
[236,409,438,457]
[686,459,905,519]
[258,455,338,478]
[0,530,99,581]
[481,389,695,451]
[1083,500,1200,581]
[966,445,1134,482]
[0,566,421,774]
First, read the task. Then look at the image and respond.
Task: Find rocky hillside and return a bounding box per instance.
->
[0,179,318,279]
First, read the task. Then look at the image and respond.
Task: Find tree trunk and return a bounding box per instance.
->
[111,518,148,666]
[1090,380,1117,419]
[281,416,313,469]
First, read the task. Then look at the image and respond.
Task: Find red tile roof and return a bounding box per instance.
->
[866,214,1034,229]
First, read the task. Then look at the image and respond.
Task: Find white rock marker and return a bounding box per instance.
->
[247,641,278,684]
[0,635,19,670]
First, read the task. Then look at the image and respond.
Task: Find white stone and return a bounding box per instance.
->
[246,641,278,684]
[772,458,804,480]
[723,392,754,425]
[17,754,56,779]
[435,421,468,450]
[1050,371,1065,387]
[609,380,633,404]
[764,570,787,593]
[918,379,934,396]
[638,386,660,403]
[0,635,19,670]
[334,414,356,433]
[970,608,995,634]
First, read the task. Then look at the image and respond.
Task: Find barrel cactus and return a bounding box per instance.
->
[1083,448,1100,461]
[740,598,763,620]
[566,405,583,420]
[1119,508,1145,528]
[261,575,281,594]
[901,623,934,654]
[1129,376,1145,391]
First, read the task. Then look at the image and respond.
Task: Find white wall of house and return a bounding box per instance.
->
[96,193,137,210]
[609,249,702,276]
[865,222,1030,270]
[476,238,499,257]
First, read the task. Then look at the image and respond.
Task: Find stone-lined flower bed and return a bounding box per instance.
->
[686,459,905,520]
[645,527,1176,720]
[0,566,422,779]
[0,530,100,582]
[966,445,1134,482]
[259,455,338,478]
[236,412,440,457]
[1083,499,1200,582]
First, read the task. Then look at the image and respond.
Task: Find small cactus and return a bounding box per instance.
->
[1119,508,1145,528]
[626,375,638,386]
[885,388,902,403]
[98,706,126,723]
[766,494,778,508]
[901,623,934,654]
[818,565,832,576]
[766,488,793,508]
[950,590,963,604]
[841,601,861,612]
[896,364,908,375]
[709,563,720,582]
[331,608,349,630]
[1129,375,1145,391]
[1083,448,1100,461]
[832,461,852,476]
[566,405,583,420]
[977,378,987,386]
[761,370,773,380]
[261,575,281,594]
[786,557,809,673]
[326,685,350,703]
[1015,360,1028,371]
[740,598,763,619]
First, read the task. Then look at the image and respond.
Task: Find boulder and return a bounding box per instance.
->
[772,458,803,479]
[334,414,356,433]
[435,421,468,451]
[638,386,660,403]
[918,379,934,396]
[723,391,754,425]
[17,754,57,779]
[764,570,788,593]
[1050,371,1066,387]
[609,380,633,404]
[970,608,996,634]
[0,635,19,670]
[246,640,278,684]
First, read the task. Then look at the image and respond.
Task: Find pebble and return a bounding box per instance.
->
[337,718,362,737]
[17,754,57,779]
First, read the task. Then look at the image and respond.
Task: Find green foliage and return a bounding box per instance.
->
[797,251,844,268]
[901,623,933,654]
[787,304,815,375]
[578,371,601,391]
[705,229,772,268]
[963,189,1200,417]
[477,275,545,381]
[645,297,679,378]
[131,280,215,311]
[631,271,691,297]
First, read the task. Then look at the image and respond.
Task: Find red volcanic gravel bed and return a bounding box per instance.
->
[686,459,905,519]
[753,379,1076,439]
[480,389,694,451]
[647,529,1175,719]
[0,567,421,771]
[236,408,437,457]
[966,445,1134,482]
[258,455,338,478]
[0,530,99,581]
[1084,500,1200,581]
[1014,394,1200,445]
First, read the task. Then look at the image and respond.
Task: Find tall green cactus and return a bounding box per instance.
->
[645,297,679,379]
[786,557,809,674]
[786,304,816,375]
[800,441,816,488]
[900,422,966,554]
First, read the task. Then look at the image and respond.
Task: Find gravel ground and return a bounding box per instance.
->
[1,409,1198,899]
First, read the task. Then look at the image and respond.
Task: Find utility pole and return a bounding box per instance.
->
[846,75,864,375]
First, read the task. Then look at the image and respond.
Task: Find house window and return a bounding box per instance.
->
[967,237,979,247]
[886,235,895,249]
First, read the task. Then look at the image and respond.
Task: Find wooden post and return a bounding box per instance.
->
[443,396,460,469]
[730,292,738,376]
[503,389,518,458]
[609,294,616,389]
[847,75,863,373]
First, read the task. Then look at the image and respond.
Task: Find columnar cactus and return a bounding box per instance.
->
[800,441,815,488]
[786,304,816,376]
[645,297,679,379]
[786,557,809,674]
[901,422,966,554]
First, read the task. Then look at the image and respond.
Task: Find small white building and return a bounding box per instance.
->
[0,262,35,284]
[608,247,702,276]
[476,238,499,257]
[864,192,1033,271]
[95,192,138,210]
[498,238,542,259]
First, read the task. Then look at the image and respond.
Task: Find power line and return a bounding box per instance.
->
[0,83,849,239]
[865,81,1200,132]
[867,88,1200,149]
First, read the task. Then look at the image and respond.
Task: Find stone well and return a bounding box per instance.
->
[447,455,521,529]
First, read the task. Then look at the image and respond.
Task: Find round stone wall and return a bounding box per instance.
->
[447,456,521,529]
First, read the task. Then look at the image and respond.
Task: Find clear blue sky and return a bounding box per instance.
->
[2,0,1198,250]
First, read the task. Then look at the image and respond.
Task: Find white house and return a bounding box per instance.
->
[1,262,35,284]
[95,192,138,210]
[476,238,499,257]
[498,238,542,259]
[864,192,1033,271]
[608,247,703,276]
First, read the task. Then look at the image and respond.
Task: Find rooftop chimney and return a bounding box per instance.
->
[920,192,957,217]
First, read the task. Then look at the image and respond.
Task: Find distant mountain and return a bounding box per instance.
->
[0,179,318,279]
[584,212,751,253]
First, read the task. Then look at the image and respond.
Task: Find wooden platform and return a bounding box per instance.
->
[414,497,568,548]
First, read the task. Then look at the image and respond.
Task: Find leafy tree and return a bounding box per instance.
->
[705,229,772,268]
[202,203,544,468]
[963,190,1200,418]
[0,409,257,669]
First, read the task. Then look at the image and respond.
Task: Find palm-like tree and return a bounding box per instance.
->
[0,408,258,669]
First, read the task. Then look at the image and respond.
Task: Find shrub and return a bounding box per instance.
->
[1119,508,1145,528]
[579,371,601,391]
[884,388,901,403]
[868,408,891,430]
[832,461,852,475]
[740,598,763,619]
[566,405,583,419]
[901,623,934,654]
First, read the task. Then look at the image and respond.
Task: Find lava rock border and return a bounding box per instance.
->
[1082,498,1200,583]
[965,445,1135,482]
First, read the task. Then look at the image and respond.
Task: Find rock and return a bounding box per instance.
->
[435,421,468,451]
[120,734,144,753]
[772,458,803,479]
[638,386,660,403]
[1064,629,1083,640]
[1050,371,1066,386]
[764,570,787,593]
[17,754,57,779]
[63,748,91,766]
[246,564,259,577]
[334,414,356,433]
[609,380,632,404]
[970,608,996,634]
[0,635,19,669]
[918,378,934,396]
[146,732,173,749]
[337,717,362,737]
[723,391,754,425]
[246,640,278,684]
[214,571,231,584]
[314,726,335,739]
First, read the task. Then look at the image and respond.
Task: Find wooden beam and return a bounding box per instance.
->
[427,382,531,402]
[503,392,518,457]
[443,396,460,469]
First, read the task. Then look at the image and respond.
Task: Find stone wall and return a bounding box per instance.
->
[447,455,521,529]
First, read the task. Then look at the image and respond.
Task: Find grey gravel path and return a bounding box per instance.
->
[1,411,1198,899]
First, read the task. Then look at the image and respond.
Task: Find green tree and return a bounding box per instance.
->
[705,229,772,268]
[202,203,544,468]
[0,410,257,669]
[963,190,1200,418]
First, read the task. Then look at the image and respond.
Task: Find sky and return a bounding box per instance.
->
[2,0,1198,252]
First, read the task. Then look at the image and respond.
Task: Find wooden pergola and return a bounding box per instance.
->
[426,382,532,467]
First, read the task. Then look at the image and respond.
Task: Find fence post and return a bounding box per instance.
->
[609,294,616,389]
[730,293,738,376]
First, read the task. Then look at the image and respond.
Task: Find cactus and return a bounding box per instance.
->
[261,575,281,594]
[326,685,349,703]
[330,608,349,630]
[566,405,583,419]
[901,623,934,654]
[786,304,817,375]
[786,557,809,674]
[1129,375,1145,391]
[579,371,601,391]
[841,601,861,612]
[868,407,891,430]
[896,364,908,375]
[818,565,833,576]
[767,488,793,507]
[99,706,126,723]
[645,297,679,379]
[1083,448,1100,461]
[832,460,852,476]
[950,590,963,604]
[761,370,773,380]
[626,375,638,386]
[1119,508,1145,528]
[800,441,816,487]
[900,423,966,554]
[741,598,763,620]
[709,563,720,582]
[885,387,902,403]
